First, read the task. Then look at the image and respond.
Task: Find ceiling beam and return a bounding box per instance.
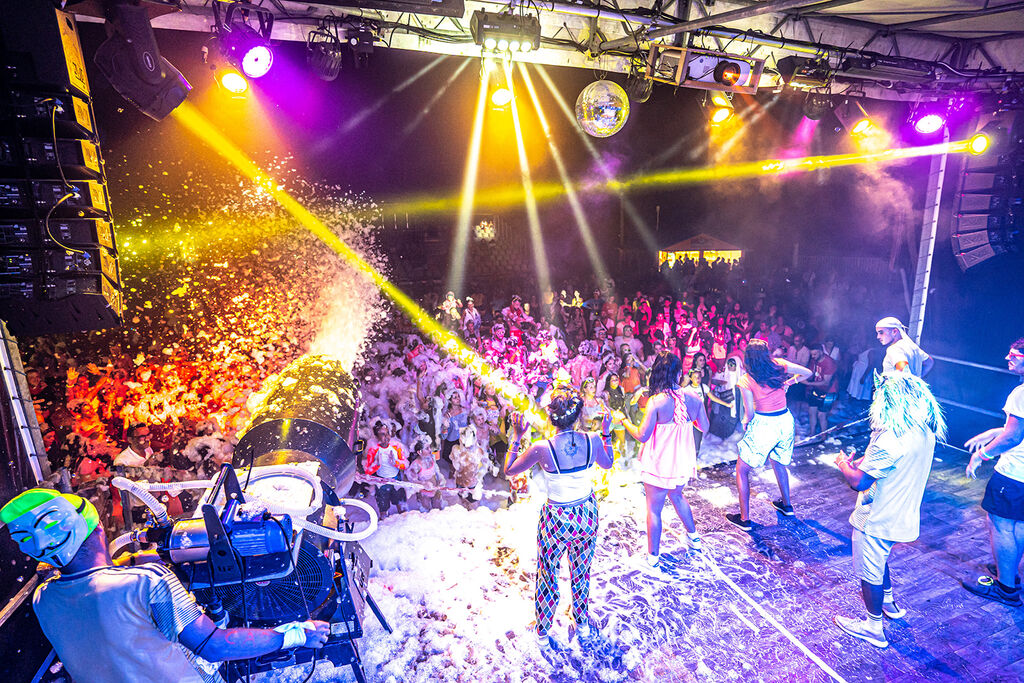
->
[597,0,859,53]
[887,1,1024,31]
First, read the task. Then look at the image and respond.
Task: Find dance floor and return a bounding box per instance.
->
[342,431,1023,683]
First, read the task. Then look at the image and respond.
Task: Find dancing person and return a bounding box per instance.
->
[365,421,409,517]
[0,490,330,683]
[805,346,839,437]
[406,438,445,511]
[963,338,1024,606]
[833,372,946,648]
[617,353,709,569]
[875,317,933,377]
[726,339,812,531]
[505,385,614,655]
[114,422,152,467]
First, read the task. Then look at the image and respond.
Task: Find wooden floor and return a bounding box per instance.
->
[665,432,1024,683]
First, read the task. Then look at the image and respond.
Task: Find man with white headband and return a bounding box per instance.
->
[875,317,933,377]
[1,488,329,683]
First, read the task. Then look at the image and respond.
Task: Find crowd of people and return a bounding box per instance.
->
[19,250,906,532]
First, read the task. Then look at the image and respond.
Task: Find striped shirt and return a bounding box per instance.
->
[34,564,215,683]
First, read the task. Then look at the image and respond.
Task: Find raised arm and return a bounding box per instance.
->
[504,413,546,477]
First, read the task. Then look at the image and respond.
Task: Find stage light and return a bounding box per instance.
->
[470,11,541,54]
[491,87,513,106]
[307,26,344,81]
[834,99,883,139]
[968,133,991,155]
[215,1,275,78]
[802,93,833,120]
[92,1,191,121]
[851,118,875,136]
[706,92,734,125]
[777,57,831,89]
[218,69,248,95]
[914,113,945,134]
[711,106,733,124]
[241,45,272,78]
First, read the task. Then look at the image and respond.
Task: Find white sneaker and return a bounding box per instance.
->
[882,600,906,619]
[834,615,888,648]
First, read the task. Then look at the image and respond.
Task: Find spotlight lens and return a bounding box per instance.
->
[969,133,991,155]
[497,39,509,51]
[242,44,273,78]
[484,37,497,50]
[521,40,532,52]
[491,88,513,107]
[914,113,945,134]
[851,118,874,135]
[219,70,248,94]
[509,40,520,52]
[711,93,731,108]
[711,107,733,124]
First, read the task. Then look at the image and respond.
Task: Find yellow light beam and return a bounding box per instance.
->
[403,58,472,136]
[505,60,551,298]
[446,65,490,296]
[340,54,448,135]
[533,65,658,255]
[169,100,547,426]
[378,138,977,219]
[519,63,610,288]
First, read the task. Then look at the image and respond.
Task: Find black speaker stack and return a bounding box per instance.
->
[951,110,1024,271]
[0,2,124,336]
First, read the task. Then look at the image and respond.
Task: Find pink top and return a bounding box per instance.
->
[639,389,697,489]
[738,369,787,412]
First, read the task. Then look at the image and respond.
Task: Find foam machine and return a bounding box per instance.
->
[109,355,386,683]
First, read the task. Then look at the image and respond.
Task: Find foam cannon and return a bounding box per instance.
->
[111,355,387,683]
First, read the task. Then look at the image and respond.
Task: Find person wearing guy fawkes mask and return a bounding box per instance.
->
[1,489,329,683]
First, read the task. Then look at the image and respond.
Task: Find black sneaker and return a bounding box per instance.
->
[725,513,753,532]
[962,576,1023,607]
[985,564,1022,586]
[772,499,795,516]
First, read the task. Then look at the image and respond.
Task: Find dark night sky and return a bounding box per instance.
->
[74,22,950,261]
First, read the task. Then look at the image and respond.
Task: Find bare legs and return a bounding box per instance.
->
[735,457,791,522]
[644,483,696,555]
[860,565,889,616]
[990,513,1024,587]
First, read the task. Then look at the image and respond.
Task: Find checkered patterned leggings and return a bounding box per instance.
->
[535,494,599,634]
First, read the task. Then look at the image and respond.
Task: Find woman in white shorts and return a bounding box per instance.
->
[726,339,811,531]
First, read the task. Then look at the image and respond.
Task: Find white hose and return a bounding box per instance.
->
[111,477,169,524]
[292,498,378,542]
[136,480,215,495]
[108,529,143,557]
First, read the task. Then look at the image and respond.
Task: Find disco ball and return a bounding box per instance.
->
[575,80,630,138]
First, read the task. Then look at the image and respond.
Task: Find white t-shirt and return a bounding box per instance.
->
[995,383,1024,483]
[883,337,929,376]
[34,564,212,683]
[114,446,148,467]
[849,427,936,542]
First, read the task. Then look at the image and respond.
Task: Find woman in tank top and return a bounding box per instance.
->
[617,352,709,569]
[505,384,614,655]
[726,339,812,532]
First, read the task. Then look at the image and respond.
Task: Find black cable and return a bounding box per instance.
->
[44,100,86,255]
[44,193,87,256]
